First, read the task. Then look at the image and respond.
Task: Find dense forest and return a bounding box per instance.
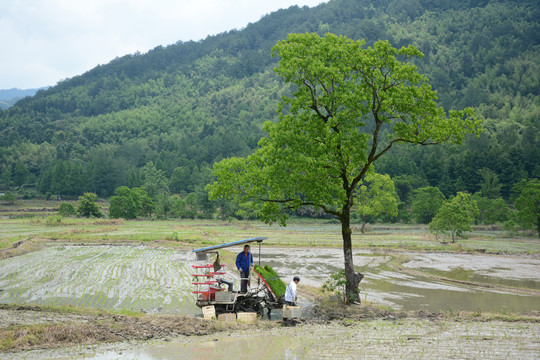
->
[0,0,539,224]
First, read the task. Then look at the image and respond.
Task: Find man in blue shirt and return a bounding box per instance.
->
[236,244,253,293]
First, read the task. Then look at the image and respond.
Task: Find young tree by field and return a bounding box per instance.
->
[514,179,540,237]
[1,191,15,204]
[207,33,482,303]
[76,192,102,218]
[429,192,479,242]
[355,173,398,233]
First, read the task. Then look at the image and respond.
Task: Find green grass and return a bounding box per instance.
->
[1,203,539,255]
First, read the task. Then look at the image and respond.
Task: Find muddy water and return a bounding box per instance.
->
[81,334,306,360]
[58,320,540,360]
[258,247,540,313]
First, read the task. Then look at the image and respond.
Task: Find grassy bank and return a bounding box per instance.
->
[1,214,538,258]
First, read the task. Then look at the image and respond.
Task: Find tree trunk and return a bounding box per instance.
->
[341,210,364,303]
[361,217,366,234]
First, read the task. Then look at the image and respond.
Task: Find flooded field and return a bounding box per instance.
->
[1,245,539,315]
[0,245,198,315]
[261,247,540,313]
[1,243,539,360]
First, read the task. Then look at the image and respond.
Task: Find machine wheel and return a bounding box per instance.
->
[235,297,264,317]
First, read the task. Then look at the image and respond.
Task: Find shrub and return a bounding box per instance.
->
[58,203,76,217]
[46,215,62,226]
[322,270,350,303]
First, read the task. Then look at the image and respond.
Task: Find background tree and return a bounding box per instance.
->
[109,186,138,219]
[155,193,173,219]
[109,186,155,219]
[355,172,398,233]
[478,168,502,199]
[141,161,169,198]
[12,162,30,187]
[410,186,446,223]
[132,187,155,218]
[472,194,511,224]
[208,34,482,303]
[76,192,102,218]
[514,179,540,237]
[429,192,480,242]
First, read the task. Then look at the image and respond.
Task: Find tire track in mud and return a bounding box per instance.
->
[0,245,198,314]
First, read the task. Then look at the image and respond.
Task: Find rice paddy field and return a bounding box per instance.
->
[1,200,539,359]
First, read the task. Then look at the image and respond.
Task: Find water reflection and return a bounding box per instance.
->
[86,335,307,360]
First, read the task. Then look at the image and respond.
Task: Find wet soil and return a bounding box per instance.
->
[1,304,538,360]
[0,303,250,354]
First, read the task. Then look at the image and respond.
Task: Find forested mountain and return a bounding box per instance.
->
[1,0,538,211]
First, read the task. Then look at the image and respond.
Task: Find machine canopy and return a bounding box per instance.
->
[192,237,267,254]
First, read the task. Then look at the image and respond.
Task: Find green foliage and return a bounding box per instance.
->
[514,179,540,237]
[58,202,76,217]
[253,264,286,298]
[209,34,481,225]
[76,193,102,218]
[321,270,351,304]
[430,192,480,242]
[355,172,399,232]
[410,187,446,223]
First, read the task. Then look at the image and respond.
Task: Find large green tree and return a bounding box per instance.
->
[208,33,482,302]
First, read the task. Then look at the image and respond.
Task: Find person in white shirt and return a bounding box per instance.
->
[284,276,300,306]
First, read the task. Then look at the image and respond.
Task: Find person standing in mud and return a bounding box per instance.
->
[285,276,300,306]
[236,244,253,293]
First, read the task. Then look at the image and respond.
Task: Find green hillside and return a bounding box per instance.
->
[0,0,538,216]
